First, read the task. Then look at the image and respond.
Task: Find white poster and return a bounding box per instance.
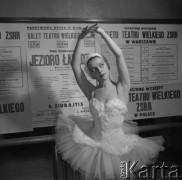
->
[95,23,182,119]
[0,23,32,134]
[0,22,182,131]
[26,23,96,127]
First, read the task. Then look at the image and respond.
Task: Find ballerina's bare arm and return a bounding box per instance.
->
[96,27,130,102]
[71,25,96,100]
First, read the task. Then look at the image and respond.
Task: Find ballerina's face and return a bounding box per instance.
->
[87,57,110,81]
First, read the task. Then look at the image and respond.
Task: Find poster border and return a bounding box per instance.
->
[0,17,182,24]
[0,17,181,124]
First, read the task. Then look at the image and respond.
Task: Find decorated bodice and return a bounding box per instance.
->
[89,98,128,133]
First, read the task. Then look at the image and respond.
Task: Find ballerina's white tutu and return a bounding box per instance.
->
[56,98,164,180]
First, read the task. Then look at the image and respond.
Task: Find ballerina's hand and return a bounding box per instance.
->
[87,23,98,33]
[79,24,98,39]
[78,26,89,39]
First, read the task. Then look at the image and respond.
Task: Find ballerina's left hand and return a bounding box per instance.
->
[79,23,98,39]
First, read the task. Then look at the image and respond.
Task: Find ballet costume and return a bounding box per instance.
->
[56,97,164,180]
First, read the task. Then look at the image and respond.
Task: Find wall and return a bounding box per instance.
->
[0,0,182,19]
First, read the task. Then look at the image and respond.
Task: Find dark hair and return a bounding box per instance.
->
[87,54,110,70]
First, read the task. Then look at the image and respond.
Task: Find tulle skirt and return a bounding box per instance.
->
[56,115,164,180]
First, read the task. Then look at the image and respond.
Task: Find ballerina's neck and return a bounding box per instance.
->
[97,77,113,88]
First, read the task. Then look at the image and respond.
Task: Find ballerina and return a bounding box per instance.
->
[56,24,164,180]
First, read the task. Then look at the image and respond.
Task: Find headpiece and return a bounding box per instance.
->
[84,53,103,79]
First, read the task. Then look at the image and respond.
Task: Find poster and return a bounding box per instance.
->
[26,23,96,127]
[0,23,32,134]
[128,83,182,119]
[95,23,182,119]
[0,22,182,131]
